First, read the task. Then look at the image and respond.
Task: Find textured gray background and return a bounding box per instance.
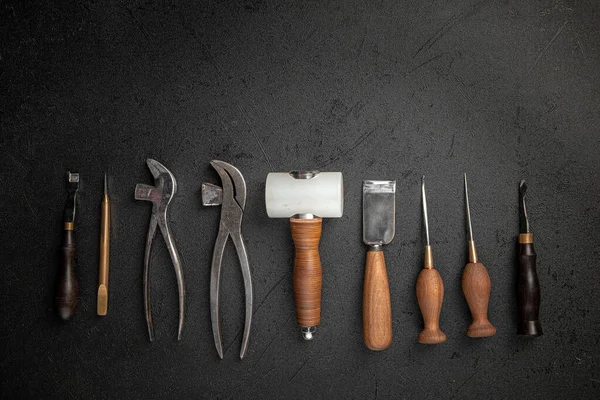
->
[1,0,600,399]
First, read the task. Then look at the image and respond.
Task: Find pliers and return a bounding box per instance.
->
[135,159,185,341]
[202,160,253,359]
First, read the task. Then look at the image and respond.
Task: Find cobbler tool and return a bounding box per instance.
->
[202,160,253,359]
[518,180,542,336]
[416,176,446,344]
[134,159,185,341]
[97,173,110,316]
[461,174,496,338]
[362,180,396,351]
[265,171,343,340]
[55,171,80,320]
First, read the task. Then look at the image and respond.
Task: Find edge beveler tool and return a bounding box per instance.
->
[265,171,343,340]
[518,180,542,336]
[55,171,80,320]
[202,160,253,360]
[135,159,185,341]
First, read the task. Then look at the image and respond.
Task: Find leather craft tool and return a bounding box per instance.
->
[416,176,446,344]
[362,180,396,351]
[202,161,253,359]
[134,159,185,341]
[461,174,496,337]
[97,173,110,316]
[518,180,543,336]
[55,171,80,320]
[265,171,343,340]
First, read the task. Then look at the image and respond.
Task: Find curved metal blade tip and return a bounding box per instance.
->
[148,328,155,342]
[210,159,246,208]
[520,180,527,194]
[211,160,244,180]
[146,158,169,179]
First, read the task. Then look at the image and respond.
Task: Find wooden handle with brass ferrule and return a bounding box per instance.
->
[97,193,110,316]
[290,218,323,331]
[416,245,446,344]
[363,249,392,350]
[518,233,542,336]
[462,240,496,338]
[55,224,79,320]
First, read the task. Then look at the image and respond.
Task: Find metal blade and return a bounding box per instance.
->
[519,180,529,233]
[362,180,396,246]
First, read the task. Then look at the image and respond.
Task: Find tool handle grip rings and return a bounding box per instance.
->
[291,218,323,331]
[363,250,392,350]
[518,236,542,336]
[55,228,79,320]
[462,262,496,337]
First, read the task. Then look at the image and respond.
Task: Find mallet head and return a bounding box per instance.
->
[265,171,344,218]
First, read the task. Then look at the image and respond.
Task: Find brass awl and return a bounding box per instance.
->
[97,173,110,316]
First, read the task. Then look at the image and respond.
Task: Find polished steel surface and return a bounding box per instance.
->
[135,159,185,341]
[362,180,396,246]
[203,160,253,359]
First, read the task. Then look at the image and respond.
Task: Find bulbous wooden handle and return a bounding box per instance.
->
[363,250,392,350]
[55,230,79,320]
[518,240,542,336]
[462,262,496,337]
[290,218,323,327]
[416,268,446,344]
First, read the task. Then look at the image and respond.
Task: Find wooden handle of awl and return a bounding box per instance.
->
[55,227,79,320]
[518,233,542,336]
[416,246,446,344]
[462,265,496,337]
[290,218,323,332]
[462,241,496,337]
[363,250,392,350]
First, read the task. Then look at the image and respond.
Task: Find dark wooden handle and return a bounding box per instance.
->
[55,229,79,320]
[290,218,323,327]
[518,241,542,336]
[462,262,496,337]
[363,250,392,350]
[416,268,447,344]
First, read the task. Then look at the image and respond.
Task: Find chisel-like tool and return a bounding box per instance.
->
[518,180,542,336]
[97,173,110,316]
[416,176,446,344]
[55,171,80,320]
[362,180,395,351]
[462,174,496,338]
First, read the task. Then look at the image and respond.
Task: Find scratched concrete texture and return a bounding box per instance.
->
[1,0,600,398]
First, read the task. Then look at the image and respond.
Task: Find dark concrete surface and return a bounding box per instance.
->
[1,0,600,398]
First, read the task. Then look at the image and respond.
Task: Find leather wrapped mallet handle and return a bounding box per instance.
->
[518,233,542,336]
[55,226,79,320]
[291,218,323,329]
